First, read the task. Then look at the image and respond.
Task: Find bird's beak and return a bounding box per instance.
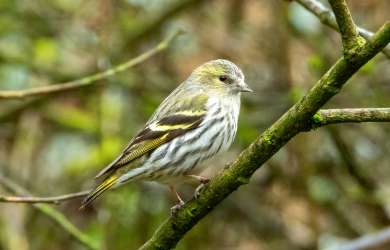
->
[239,81,253,93]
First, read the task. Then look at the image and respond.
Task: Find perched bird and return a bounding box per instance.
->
[81,59,252,211]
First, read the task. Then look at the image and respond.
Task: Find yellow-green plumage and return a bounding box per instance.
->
[80,175,118,209]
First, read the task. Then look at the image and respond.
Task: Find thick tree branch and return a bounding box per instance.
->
[0,173,99,250]
[139,22,390,250]
[0,30,182,100]
[295,0,390,58]
[328,0,362,54]
[0,190,89,204]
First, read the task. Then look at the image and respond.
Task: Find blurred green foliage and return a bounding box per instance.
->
[0,1,390,250]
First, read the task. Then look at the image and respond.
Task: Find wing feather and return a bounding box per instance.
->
[95,91,208,179]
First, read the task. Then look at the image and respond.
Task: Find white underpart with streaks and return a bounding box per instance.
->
[116,92,241,185]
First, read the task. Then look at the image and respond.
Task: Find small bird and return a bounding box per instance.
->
[81,59,252,211]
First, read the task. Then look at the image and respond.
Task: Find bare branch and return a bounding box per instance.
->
[328,0,361,53]
[295,0,390,58]
[0,173,99,250]
[0,30,182,100]
[0,190,89,204]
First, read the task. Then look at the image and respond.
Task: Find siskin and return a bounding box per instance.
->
[81,59,252,211]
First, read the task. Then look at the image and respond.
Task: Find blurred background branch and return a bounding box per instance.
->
[0,30,181,99]
[125,0,207,49]
[333,226,390,250]
[0,173,99,250]
[0,190,89,204]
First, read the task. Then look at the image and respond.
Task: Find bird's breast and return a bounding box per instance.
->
[124,96,241,183]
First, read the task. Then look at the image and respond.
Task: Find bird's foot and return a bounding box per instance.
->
[193,177,210,199]
[170,200,185,216]
[169,185,185,216]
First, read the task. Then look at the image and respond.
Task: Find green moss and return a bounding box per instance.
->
[185,207,196,217]
[312,113,323,124]
[261,133,274,146]
[237,176,250,185]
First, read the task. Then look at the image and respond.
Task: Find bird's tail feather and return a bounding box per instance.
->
[80,175,118,209]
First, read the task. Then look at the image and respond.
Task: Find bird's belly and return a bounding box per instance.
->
[138,117,236,182]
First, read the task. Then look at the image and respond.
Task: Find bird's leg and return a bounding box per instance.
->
[187,175,210,199]
[169,185,185,216]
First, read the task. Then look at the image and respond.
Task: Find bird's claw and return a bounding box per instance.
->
[194,178,210,199]
[170,201,185,216]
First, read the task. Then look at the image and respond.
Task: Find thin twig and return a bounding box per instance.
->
[0,30,183,100]
[0,173,99,250]
[0,190,89,204]
[294,0,390,58]
[328,0,361,53]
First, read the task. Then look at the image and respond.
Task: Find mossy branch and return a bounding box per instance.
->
[0,30,182,100]
[139,22,390,250]
[295,0,390,58]
[311,108,390,128]
[328,0,362,56]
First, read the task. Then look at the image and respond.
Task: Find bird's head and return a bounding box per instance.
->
[189,59,253,94]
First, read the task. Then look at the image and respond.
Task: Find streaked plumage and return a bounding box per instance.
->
[81,59,252,209]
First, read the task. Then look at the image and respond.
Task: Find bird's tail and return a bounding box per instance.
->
[80,175,118,209]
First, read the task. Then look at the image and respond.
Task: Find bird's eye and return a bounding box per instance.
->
[219,75,228,82]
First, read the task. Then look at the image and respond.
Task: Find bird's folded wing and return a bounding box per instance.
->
[95,97,208,179]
